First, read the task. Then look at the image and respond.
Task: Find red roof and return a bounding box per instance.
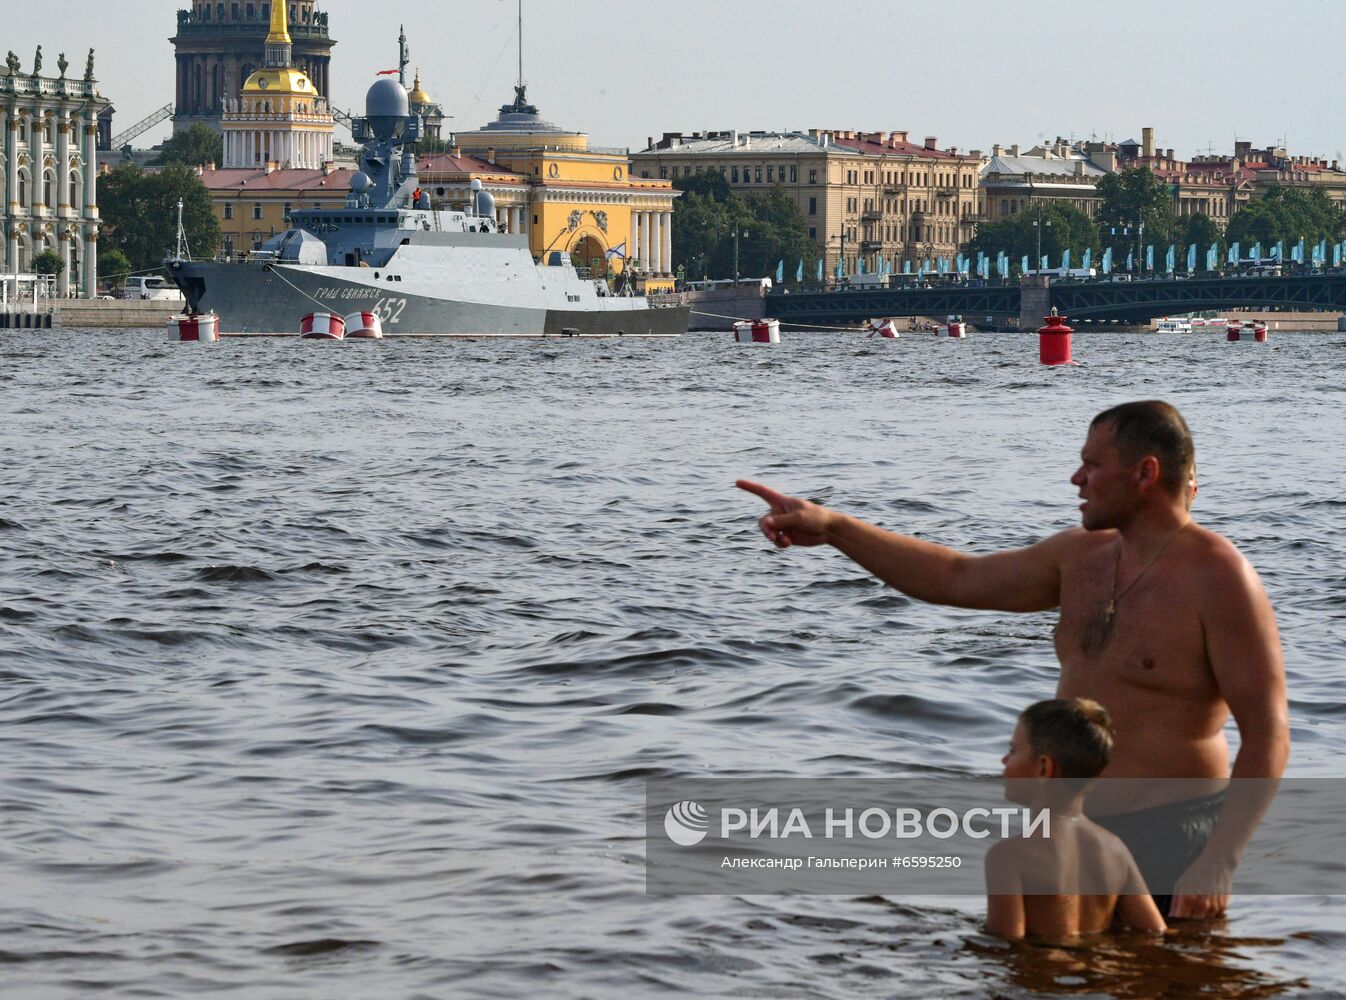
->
[415,153,525,177]
[200,167,355,192]
[832,135,958,159]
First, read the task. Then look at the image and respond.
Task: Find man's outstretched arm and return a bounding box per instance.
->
[736,479,1070,613]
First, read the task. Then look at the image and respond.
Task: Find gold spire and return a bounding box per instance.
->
[267,1,292,45]
[409,69,432,106]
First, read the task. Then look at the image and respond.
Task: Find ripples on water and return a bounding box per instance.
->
[1,327,1342,997]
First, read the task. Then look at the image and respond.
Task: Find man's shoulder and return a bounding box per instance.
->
[1183,523,1257,582]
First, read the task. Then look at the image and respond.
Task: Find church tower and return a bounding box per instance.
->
[171,1,336,134]
[219,0,333,168]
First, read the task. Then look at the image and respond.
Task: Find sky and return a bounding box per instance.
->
[5,0,1345,161]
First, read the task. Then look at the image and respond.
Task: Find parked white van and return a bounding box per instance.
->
[121,276,186,302]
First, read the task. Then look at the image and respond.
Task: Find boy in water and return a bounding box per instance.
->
[986,698,1166,939]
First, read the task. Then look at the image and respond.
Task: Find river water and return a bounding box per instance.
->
[1,326,1342,998]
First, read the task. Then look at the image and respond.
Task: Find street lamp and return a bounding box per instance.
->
[732,224,749,286]
[1032,201,1051,272]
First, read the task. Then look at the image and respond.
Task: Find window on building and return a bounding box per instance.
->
[640,171,649,178]
[695,165,703,175]
[755,166,762,183]
[18,173,27,206]
[252,202,263,219]
[224,237,234,255]
[224,202,234,219]
[809,227,816,239]
[808,168,817,184]
[731,166,739,183]
[767,166,774,182]
[246,2,254,16]
[789,165,797,182]
[283,202,292,219]
[659,167,667,179]
[232,2,239,17]
[808,197,817,215]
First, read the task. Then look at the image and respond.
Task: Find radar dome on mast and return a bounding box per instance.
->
[365,77,409,139]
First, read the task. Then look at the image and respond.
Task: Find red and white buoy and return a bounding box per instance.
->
[1038,308,1074,366]
[344,311,384,339]
[168,311,219,343]
[867,318,900,339]
[301,311,346,340]
[733,318,781,344]
[946,315,967,338]
[1253,320,1268,342]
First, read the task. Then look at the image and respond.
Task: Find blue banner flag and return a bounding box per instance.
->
[775,259,785,283]
[1295,238,1306,263]
[1040,255,1049,271]
[1165,245,1175,273]
[1061,249,1071,270]
[1145,245,1154,271]
[1251,241,1262,260]
[956,254,965,273]
[1082,248,1091,269]
[1102,247,1113,275]
[1186,243,1197,272]
[1021,255,1029,275]
[1336,244,1343,268]
[835,259,843,279]
[903,260,912,274]
[858,257,866,275]
[1126,250,1134,272]
[1273,241,1283,261]
[796,259,804,282]
[817,258,824,282]
[1228,242,1239,265]
[1207,245,1218,272]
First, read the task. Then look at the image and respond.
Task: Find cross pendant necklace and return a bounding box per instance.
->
[1103,525,1186,631]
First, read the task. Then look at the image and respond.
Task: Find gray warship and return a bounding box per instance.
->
[166,77,689,338]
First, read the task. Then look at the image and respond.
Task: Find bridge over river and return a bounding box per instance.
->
[764,272,1346,329]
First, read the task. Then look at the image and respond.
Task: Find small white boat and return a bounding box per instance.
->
[733,318,781,344]
[1156,317,1193,334]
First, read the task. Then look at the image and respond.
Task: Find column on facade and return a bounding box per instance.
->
[638,211,651,272]
[649,211,663,273]
[82,119,98,298]
[57,228,71,297]
[56,116,71,218]
[29,112,44,216]
[4,113,15,272]
[660,212,672,277]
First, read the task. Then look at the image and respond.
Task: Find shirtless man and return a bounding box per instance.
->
[738,400,1289,919]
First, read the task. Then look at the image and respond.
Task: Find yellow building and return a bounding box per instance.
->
[198,161,351,257]
[436,83,677,289]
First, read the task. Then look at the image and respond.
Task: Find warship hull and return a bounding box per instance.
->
[170,260,688,338]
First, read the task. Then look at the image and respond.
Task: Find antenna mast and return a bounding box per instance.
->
[398,25,409,87]
[518,0,523,92]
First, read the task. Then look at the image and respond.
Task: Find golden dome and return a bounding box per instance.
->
[243,67,317,95]
[408,70,432,106]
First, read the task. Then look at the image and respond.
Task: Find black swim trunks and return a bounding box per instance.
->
[1093,790,1227,918]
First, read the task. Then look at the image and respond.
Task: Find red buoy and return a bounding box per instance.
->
[1038,308,1073,365]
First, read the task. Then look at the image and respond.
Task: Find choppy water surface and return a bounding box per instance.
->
[1,326,1343,998]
